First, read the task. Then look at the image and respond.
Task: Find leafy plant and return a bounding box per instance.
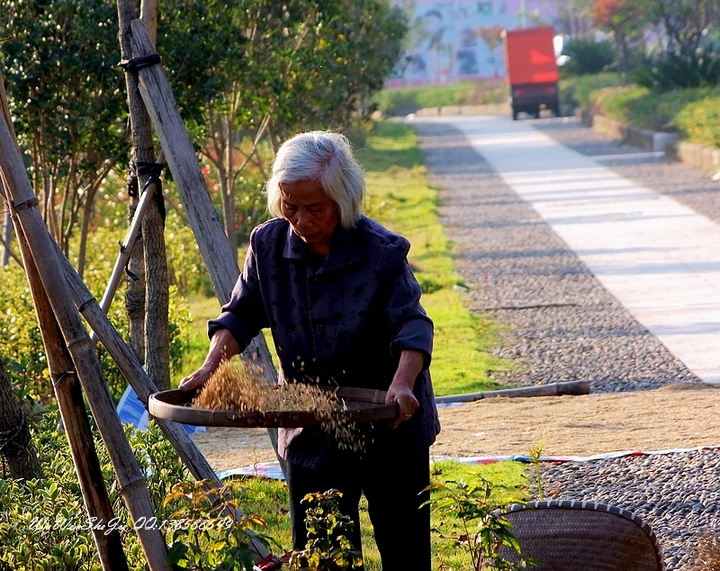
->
[527,441,545,501]
[163,480,272,571]
[425,475,530,571]
[559,72,627,110]
[632,48,720,91]
[290,489,363,571]
[672,94,720,147]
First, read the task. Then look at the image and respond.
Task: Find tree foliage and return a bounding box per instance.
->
[634,0,720,56]
[0,0,129,265]
[592,0,647,71]
[158,0,407,260]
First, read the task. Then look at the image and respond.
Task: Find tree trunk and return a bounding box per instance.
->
[138,0,169,392]
[142,185,170,390]
[0,359,42,481]
[117,0,170,390]
[119,0,152,366]
[125,197,146,363]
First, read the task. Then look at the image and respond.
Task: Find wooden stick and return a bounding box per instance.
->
[434,380,592,404]
[127,19,276,365]
[126,18,282,462]
[56,232,274,563]
[0,100,172,571]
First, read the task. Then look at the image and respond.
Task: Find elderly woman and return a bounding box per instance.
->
[181,131,440,570]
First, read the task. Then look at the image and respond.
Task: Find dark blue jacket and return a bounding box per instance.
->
[209,215,441,467]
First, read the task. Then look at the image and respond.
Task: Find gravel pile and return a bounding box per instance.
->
[411,116,720,570]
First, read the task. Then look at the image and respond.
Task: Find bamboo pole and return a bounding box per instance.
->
[56,238,274,562]
[0,102,172,571]
[13,227,129,571]
[60,243,226,478]
[126,19,277,372]
[0,67,127,569]
[125,18,283,465]
[434,380,592,404]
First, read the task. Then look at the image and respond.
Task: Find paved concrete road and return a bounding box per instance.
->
[411,115,720,385]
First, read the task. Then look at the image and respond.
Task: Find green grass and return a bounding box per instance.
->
[173,294,222,385]
[374,79,509,115]
[358,121,512,395]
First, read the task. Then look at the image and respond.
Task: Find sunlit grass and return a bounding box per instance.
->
[359,121,512,395]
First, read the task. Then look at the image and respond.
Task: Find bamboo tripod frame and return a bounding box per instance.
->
[0,12,282,571]
[0,81,172,571]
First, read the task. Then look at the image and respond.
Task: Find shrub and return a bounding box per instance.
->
[0,410,271,571]
[561,38,615,76]
[425,474,529,571]
[632,48,720,91]
[672,93,720,148]
[290,489,363,571]
[589,84,714,132]
[559,72,626,110]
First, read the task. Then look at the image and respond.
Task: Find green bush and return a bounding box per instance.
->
[589,84,714,132]
[559,72,627,110]
[561,38,615,76]
[375,79,508,116]
[632,48,720,91]
[0,410,272,571]
[672,94,720,147]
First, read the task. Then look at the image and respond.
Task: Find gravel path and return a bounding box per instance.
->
[410,116,720,570]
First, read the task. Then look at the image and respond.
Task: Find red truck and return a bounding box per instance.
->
[503,26,560,120]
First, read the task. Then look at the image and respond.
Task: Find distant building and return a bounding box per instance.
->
[389,0,559,86]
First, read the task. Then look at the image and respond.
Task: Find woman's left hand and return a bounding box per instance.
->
[386,383,419,428]
[386,349,424,428]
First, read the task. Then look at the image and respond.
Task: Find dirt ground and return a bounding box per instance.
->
[190,382,720,471]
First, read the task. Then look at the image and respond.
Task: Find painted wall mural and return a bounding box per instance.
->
[389,0,558,86]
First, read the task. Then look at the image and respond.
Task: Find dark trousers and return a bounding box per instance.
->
[286,448,431,571]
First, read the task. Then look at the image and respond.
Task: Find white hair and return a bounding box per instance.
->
[266,131,366,228]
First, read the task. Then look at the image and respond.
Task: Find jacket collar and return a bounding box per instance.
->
[282,221,362,272]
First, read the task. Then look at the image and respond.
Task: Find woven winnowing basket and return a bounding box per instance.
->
[495,500,665,571]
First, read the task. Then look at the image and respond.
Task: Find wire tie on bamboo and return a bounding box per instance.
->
[117,53,162,72]
[52,369,76,388]
[11,196,39,211]
[77,297,96,313]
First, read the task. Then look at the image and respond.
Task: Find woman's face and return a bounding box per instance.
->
[279,180,340,255]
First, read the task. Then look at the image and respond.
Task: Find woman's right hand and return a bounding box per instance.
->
[178,328,241,392]
[179,365,215,392]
